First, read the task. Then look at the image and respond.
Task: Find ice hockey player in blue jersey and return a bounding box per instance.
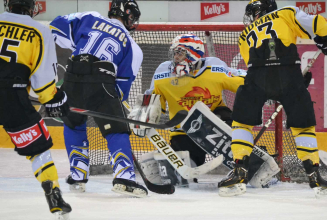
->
[50,0,147,198]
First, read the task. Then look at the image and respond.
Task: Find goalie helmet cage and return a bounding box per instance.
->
[86,23,326,182]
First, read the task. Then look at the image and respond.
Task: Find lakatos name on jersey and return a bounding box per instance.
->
[238,11,279,46]
[92,21,128,47]
[0,24,36,43]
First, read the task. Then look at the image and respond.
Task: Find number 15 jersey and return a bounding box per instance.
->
[0,12,58,104]
[239,6,327,65]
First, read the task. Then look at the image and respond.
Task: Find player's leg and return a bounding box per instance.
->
[281,81,327,196]
[93,85,147,198]
[0,88,71,217]
[60,79,90,193]
[218,81,267,196]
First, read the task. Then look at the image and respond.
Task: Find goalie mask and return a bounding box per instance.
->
[4,0,37,17]
[243,0,277,27]
[108,0,141,32]
[169,34,205,78]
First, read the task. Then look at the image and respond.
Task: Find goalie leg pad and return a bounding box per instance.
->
[180,101,233,169]
[248,146,280,188]
[140,151,162,184]
[154,151,191,187]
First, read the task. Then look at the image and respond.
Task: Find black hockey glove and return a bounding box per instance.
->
[314,35,327,55]
[44,89,69,117]
[304,71,312,88]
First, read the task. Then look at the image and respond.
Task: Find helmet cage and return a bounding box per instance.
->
[168,34,205,76]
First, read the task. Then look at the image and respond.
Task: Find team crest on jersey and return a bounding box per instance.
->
[177,87,220,110]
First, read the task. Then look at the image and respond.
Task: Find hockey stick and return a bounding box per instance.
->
[253,49,322,145]
[121,101,176,194]
[131,151,175,194]
[122,101,224,179]
[70,107,188,130]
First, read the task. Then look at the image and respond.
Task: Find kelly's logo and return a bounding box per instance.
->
[33,1,46,16]
[296,2,325,15]
[177,87,220,110]
[201,3,229,21]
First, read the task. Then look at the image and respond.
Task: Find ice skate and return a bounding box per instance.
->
[112,178,148,198]
[218,159,248,197]
[42,181,72,220]
[303,160,327,198]
[66,174,88,193]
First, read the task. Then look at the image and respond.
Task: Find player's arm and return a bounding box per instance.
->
[116,38,143,102]
[49,12,100,50]
[287,6,327,39]
[30,27,68,117]
[220,72,245,93]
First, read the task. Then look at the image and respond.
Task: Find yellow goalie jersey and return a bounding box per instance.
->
[0,12,58,104]
[239,6,327,65]
[145,57,246,138]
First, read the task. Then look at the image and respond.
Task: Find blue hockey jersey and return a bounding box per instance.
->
[50,11,143,101]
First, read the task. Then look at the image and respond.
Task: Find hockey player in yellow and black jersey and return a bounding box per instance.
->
[0,0,71,217]
[218,0,327,197]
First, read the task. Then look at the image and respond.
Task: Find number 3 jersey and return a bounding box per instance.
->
[239,6,327,65]
[50,11,143,101]
[0,12,58,104]
[145,57,246,138]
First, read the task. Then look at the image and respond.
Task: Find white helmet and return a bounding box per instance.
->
[169,34,205,77]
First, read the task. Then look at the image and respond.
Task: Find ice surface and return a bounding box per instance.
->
[0,148,326,220]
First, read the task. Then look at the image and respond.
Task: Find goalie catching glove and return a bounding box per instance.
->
[128,94,161,137]
[44,88,69,117]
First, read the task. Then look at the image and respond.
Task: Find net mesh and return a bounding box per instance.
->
[87,24,326,181]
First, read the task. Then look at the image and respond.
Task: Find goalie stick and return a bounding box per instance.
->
[123,100,224,180]
[131,151,175,194]
[69,107,188,130]
[253,49,322,145]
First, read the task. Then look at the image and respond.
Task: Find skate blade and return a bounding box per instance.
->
[314,187,327,199]
[69,183,86,193]
[53,211,70,220]
[111,183,147,198]
[218,183,246,197]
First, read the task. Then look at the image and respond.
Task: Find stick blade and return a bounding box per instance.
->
[182,155,224,179]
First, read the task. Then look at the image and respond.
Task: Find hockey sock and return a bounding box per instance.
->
[106,133,135,181]
[231,121,254,160]
[27,150,60,189]
[291,126,319,164]
[64,123,90,181]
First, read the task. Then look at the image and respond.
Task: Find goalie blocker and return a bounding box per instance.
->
[180,101,280,188]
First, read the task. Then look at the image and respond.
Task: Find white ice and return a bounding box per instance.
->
[0,148,326,220]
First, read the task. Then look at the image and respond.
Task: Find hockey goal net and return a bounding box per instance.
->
[87,23,326,182]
